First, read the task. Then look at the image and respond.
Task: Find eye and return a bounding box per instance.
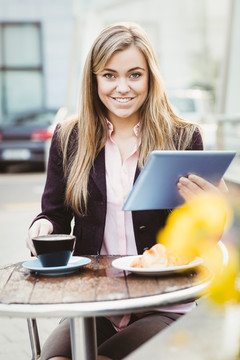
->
[130,72,142,79]
[103,73,115,79]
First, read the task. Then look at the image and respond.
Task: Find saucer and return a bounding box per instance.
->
[22,256,91,276]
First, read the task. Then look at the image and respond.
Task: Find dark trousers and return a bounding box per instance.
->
[41,312,182,360]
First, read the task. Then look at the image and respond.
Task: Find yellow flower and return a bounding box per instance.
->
[157,193,232,259]
[157,192,240,304]
[205,244,240,305]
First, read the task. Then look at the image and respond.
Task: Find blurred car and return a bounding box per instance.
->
[0,108,66,171]
[168,89,214,124]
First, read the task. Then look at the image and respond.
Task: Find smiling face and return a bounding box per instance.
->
[96,46,149,125]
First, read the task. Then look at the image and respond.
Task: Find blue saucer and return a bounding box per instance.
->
[22,256,91,276]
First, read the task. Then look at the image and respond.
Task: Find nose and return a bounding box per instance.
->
[116,78,130,93]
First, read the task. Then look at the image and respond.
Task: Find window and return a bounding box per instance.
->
[0,22,44,122]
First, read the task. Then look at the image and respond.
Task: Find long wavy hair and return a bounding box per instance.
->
[58,22,200,216]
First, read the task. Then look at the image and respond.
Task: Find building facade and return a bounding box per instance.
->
[0,0,230,123]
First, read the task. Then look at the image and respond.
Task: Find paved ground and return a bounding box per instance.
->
[0,170,60,360]
[0,317,60,359]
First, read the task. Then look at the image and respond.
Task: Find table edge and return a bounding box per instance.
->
[0,281,209,318]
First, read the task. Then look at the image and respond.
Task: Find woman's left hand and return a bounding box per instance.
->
[177,174,228,202]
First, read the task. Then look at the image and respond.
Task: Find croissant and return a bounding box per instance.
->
[131,244,193,268]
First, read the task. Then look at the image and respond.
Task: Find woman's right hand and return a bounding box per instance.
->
[26,219,53,256]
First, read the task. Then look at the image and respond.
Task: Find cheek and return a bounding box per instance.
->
[137,76,149,93]
[97,80,112,101]
[96,79,104,99]
[138,80,149,100]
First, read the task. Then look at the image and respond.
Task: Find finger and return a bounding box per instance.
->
[177,180,201,201]
[26,236,37,256]
[188,174,228,196]
[27,223,41,256]
[187,174,216,191]
[38,225,48,236]
[177,185,191,201]
[38,220,53,236]
[178,176,203,193]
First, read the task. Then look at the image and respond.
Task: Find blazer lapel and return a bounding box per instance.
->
[89,148,106,199]
[134,165,140,183]
[90,147,139,199]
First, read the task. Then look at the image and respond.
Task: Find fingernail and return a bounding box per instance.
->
[188,174,196,180]
[179,177,188,183]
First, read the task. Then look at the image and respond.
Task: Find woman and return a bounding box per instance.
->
[27,22,226,360]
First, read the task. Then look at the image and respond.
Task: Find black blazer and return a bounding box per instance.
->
[34,128,203,255]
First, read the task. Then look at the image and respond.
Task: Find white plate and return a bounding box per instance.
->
[22,256,91,276]
[112,255,203,276]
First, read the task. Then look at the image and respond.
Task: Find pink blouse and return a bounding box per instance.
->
[101,120,195,331]
[100,120,139,256]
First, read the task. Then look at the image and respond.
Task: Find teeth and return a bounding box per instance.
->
[115,97,132,103]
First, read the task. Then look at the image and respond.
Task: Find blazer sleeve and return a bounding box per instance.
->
[31,127,73,234]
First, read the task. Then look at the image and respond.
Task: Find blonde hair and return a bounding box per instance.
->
[58,22,200,216]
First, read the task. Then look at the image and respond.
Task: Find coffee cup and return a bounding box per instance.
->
[32,234,76,267]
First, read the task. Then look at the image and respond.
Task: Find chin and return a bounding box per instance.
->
[112,110,136,119]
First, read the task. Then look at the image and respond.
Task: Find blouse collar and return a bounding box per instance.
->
[106,119,140,137]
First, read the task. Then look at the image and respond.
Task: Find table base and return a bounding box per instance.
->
[70,317,98,360]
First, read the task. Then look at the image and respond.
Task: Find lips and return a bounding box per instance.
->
[112,97,134,103]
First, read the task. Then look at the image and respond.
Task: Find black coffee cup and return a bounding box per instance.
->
[32,234,76,267]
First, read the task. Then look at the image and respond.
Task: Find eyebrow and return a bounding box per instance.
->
[103,66,146,73]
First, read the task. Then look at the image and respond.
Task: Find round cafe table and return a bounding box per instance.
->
[0,255,211,360]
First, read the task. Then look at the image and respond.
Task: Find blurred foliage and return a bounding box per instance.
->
[157,190,240,305]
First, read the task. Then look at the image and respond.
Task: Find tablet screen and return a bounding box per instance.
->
[123,150,236,210]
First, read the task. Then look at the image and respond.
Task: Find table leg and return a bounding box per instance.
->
[70,317,97,360]
[27,318,41,360]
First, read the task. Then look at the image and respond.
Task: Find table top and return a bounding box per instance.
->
[0,255,211,318]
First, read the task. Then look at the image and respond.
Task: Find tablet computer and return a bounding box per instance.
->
[123,150,236,211]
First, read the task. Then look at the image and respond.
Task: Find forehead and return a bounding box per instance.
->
[104,46,147,70]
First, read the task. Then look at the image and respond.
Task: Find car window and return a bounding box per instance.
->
[7,111,56,126]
